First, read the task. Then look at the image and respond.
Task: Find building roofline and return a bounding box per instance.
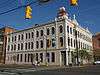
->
[0,26,15,30]
[7,19,65,35]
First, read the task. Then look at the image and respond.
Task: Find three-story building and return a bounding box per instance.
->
[5,7,93,66]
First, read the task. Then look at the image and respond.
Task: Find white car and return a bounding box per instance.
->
[93,61,100,65]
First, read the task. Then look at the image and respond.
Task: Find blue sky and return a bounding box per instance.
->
[0,0,100,34]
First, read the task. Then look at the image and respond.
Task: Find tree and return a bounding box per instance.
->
[73,49,92,65]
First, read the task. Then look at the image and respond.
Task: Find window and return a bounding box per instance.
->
[40,40,43,48]
[67,26,69,33]
[17,54,19,62]
[40,30,43,36]
[68,37,70,46]
[60,37,63,47]
[40,53,43,62]
[36,53,38,61]
[21,34,24,40]
[28,54,30,62]
[14,44,16,50]
[29,33,30,39]
[8,45,10,51]
[36,31,39,37]
[47,39,51,48]
[26,33,27,39]
[59,25,63,33]
[18,44,20,50]
[46,53,50,63]
[73,29,75,36]
[36,41,39,49]
[78,41,80,49]
[52,38,56,47]
[74,40,76,48]
[31,32,34,38]
[12,37,14,42]
[14,36,16,41]
[8,37,10,42]
[25,54,27,62]
[11,45,13,51]
[28,42,30,49]
[51,52,55,62]
[77,31,79,37]
[18,35,20,41]
[31,42,34,49]
[21,43,23,50]
[71,38,73,47]
[30,54,33,62]
[52,27,55,34]
[47,28,50,35]
[81,42,82,49]
[70,27,72,34]
[25,43,27,50]
[20,54,22,62]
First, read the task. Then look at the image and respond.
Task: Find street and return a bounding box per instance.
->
[0,65,100,75]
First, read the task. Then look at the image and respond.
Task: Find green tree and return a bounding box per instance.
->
[73,49,92,65]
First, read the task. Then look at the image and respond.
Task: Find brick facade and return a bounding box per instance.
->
[93,33,100,61]
[0,27,15,64]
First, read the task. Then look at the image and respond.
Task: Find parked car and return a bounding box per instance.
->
[93,61,100,65]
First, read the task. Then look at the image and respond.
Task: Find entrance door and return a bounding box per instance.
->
[61,51,66,66]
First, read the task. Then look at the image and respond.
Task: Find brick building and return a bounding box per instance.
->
[93,33,100,61]
[0,26,15,64]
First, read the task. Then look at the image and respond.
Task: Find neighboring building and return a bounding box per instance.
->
[0,26,15,64]
[93,33,100,61]
[5,7,93,66]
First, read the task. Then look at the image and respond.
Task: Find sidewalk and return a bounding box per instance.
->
[0,64,85,70]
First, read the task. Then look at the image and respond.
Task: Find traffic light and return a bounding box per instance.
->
[70,0,78,6]
[25,5,32,19]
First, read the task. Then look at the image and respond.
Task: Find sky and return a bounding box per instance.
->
[0,0,100,34]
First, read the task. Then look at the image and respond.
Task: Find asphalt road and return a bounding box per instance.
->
[0,65,100,75]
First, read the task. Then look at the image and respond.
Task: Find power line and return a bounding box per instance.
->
[0,0,16,9]
[0,0,37,16]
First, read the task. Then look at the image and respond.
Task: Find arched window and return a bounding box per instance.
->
[40,30,43,36]
[47,28,50,35]
[31,32,34,38]
[21,34,24,40]
[29,33,30,39]
[52,27,55,34]
[67,26,69,33]
[25,43,27,50]
[18,44,20,50]
[36,41,39,49]
[21,43,23,50]
[17,54,19,62]
[31,42,34,49]
[36,31,39,37]
[28,42,30,49]
[68,37,70,46]
[60,37,63,47]
[59,25,63,33]
[18,35,20,41]
[40,40,43,48]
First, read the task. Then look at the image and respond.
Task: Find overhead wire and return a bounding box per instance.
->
[0,0,37,16]
[0,0,16,9]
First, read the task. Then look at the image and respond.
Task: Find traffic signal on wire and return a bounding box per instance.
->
[70,0,78,6]
[25,5,32,19]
